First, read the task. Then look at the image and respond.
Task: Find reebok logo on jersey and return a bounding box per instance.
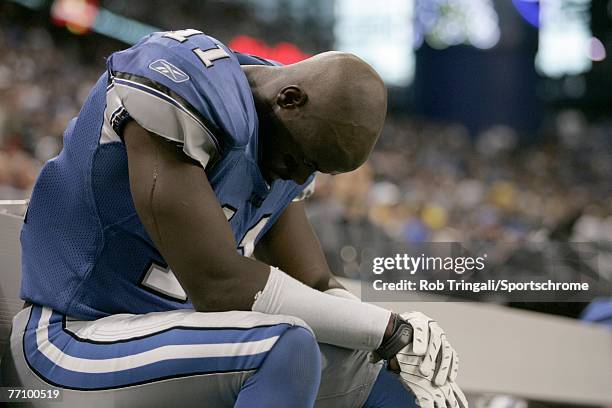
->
[148,59,190,83]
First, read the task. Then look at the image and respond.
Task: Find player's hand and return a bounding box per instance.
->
[395,352,468,408]
[400,311,458,386]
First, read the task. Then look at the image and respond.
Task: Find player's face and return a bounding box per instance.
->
[260,132,317,185]
[258,90,351,184]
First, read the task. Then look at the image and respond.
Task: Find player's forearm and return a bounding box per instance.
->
[149,186,391,345]
[130,169,391,343]
[173,252,270,312]
[125,123,270,311]
[132,172,271,311]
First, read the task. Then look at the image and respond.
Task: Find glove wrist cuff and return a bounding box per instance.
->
[375,313,413,360]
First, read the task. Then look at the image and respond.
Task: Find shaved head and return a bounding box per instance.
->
[244,51,387,184]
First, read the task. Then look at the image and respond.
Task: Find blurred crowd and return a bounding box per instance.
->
[0,23,610,281]
[0,23,99,199]
[310,114,611,243]
[308,114,611,279]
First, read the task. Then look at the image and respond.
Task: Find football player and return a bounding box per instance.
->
[1,29,467,407]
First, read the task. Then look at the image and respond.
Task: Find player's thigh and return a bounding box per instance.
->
[2,351,248,408]
[1,306,308,408]
[316,343,383,408]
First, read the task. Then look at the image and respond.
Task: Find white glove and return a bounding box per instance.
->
[396,352,468,408]
[401,311,459,385]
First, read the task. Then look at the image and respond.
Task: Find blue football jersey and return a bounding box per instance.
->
[20,30,315,319]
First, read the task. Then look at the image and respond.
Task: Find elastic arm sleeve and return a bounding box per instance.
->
[324,287,360,301]
[253,267,391,351]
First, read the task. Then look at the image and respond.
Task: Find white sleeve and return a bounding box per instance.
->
[253,267,391,350]
[325,287,361,301]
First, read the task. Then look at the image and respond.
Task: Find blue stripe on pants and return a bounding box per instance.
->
[23,306,293,390]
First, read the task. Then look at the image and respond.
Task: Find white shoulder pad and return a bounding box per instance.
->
[106,78,219,169]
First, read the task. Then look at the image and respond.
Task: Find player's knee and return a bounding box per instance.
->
[284,326,320,362]
[268,326,321,387]
[277,326,321,372]
[236,327,320,407]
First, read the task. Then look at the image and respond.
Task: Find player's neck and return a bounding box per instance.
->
[243,65,279,106]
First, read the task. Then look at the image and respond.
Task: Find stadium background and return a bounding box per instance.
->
[0,0,610,407]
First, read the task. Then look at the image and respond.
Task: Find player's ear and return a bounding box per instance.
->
[276,85,307,109]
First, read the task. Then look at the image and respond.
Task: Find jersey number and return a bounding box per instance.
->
[141,208,270,301]
[163,29,230,68]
